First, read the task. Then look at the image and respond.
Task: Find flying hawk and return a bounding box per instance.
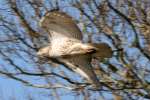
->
[37,10,112,88]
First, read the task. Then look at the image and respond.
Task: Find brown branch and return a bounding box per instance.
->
[2,23,36,50]
[8,1,40,38]
[106,0,150,60]
[0,38,19,42]
[0,50,84,85]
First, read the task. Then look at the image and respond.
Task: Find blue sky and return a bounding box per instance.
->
[0,0,75,100]
[1,0,150,100]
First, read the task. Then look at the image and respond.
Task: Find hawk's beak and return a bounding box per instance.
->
[37,46,49,56]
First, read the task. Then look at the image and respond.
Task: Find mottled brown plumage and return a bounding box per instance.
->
[38,10,112,88]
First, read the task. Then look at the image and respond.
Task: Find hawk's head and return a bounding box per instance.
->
[37,46,50,57]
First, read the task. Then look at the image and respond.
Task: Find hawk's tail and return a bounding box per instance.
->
[91,43,113,60]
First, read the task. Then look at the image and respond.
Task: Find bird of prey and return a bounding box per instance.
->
[37,10,112,88]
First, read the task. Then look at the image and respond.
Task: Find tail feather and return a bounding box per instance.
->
[91,43,113,60]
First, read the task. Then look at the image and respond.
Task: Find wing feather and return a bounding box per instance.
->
[39,10,83,40]
[59,54,101,88]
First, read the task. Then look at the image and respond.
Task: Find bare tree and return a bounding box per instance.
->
[0,0,150,99]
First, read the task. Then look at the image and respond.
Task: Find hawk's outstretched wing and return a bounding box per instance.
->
[58,54,101,88]
[39,10,83,40]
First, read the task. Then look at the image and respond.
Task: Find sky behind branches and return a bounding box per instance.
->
[0,0,76,100]
[1,0,150,100]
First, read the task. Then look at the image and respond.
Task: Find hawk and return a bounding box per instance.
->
[37,10,112,88]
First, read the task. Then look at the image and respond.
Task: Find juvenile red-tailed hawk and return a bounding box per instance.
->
[37,10,112,88]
